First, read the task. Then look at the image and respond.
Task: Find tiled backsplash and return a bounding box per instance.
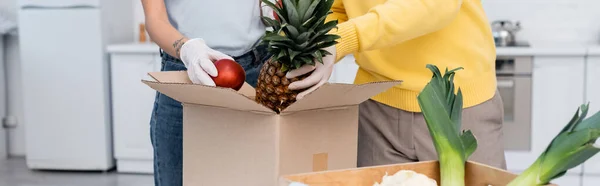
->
[482,0,600,46]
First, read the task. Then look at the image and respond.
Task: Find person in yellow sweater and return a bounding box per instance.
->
[286,0,506,169]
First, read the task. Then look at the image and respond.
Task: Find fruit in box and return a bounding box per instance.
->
[212,59,245,91]
[257,0,340,113]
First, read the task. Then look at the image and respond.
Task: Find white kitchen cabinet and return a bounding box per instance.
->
[583,49,600,175]
[329,55,358,84]
[520,56,586,174]
[551,174,582,186]
[583,175,600,186]
[108,43,161,174]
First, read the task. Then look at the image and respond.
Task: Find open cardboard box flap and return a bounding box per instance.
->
[142,71,402,114]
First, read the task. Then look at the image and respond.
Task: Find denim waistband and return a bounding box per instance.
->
[159,41,268,64]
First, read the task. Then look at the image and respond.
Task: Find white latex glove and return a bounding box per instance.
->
[287,46,336,100]
[288,182,309,186]
[179,38,234,86]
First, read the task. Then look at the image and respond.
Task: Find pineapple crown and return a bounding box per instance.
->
[260,0,341,72]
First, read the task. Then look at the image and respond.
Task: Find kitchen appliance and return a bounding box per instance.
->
[496,56,533,151]
[492,20,521,47]
[18,0,132,170]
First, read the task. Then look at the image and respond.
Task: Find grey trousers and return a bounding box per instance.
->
[357,91,507,169]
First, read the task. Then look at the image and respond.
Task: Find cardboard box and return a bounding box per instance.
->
[142,71,401,186]
[280,161,557,186]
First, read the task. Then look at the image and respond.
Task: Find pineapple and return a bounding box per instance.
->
[257,0,340,113]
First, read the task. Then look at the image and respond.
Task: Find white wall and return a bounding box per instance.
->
[133,0,145,42]
[482,0,600,46]
[131,0,600,46]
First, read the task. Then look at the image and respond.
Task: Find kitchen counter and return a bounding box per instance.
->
[107,42,599,58]
[107,43,159,54]
[588,46,600,55]
[496,46,588,57]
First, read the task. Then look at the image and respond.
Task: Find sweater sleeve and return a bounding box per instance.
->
[331,0,463,60]
[326,0,348,24]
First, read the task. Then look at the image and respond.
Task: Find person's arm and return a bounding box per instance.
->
[141,0,233,86]
[331,0,463,61]
[141,0,188,59]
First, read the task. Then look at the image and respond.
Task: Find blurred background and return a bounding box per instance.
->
[1,0,600,186]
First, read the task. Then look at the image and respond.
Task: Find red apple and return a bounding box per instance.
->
[212,59,246,91]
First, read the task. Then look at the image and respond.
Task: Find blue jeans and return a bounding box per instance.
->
[149,45,269,186]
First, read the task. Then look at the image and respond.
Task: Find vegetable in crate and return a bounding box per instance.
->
[374,170,437,186]
[507,103,600,186]
[257,0,340,113]
[416,64,477,186]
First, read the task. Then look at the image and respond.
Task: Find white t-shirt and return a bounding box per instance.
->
[164,0,267,56]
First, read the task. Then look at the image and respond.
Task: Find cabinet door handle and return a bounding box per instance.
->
[497,80,515,88]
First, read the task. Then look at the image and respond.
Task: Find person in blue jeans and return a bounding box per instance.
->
[141,0,273,185]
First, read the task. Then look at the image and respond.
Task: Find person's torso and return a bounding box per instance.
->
[343,0,498,112]
[164,0,266,56]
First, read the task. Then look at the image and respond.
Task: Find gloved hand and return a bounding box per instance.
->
[286,46,337,100]
[179,38,234,86]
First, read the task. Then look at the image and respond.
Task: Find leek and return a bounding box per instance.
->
[507,103,600,186]
[417,64,477,186]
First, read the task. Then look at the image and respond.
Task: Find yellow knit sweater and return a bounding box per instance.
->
[327,0,498,112]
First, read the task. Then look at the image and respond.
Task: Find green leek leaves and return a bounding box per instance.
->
[417,64,477,186]
[507,104,600,186]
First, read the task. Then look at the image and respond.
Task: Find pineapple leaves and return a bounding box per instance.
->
[283,24,300,39]
[261,0,339,71]
[309,35,340,47]
[263,33,293,43]
[296,32,311,44]
[303,0,321,22]
[261,0,288,24]
[302,16,317,29]
[288,49,300,61]
[315,0,335,22]
[282,0,301,26]
[315,21,339,36]
[280,64,289,72]
[297,0,311,21]
[262,17,280,29]
[313,50,324,64]
[309,13,329,31]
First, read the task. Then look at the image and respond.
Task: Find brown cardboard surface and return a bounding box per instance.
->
[313,153,328,172]
[142,70,402,186]
[280,161,557,186]
[278,107,359,175]
[282,81,402,113]
[143,80,274,113]
[182,104,279,186]
[182,104,361,186]
[148,71,191,83]
[144,71,402,114]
